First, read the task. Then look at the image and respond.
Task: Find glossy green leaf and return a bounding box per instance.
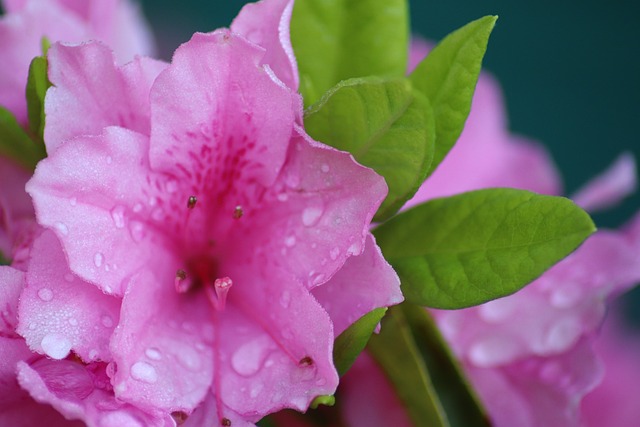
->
[368,305,448,427]
[291,0,409,106]
[304,77,435,221]
[26,55,51,142]
[0,107,46,171]
[333,307,387,376]
[374,188,596,308]
[401,303,490,427]
[410,16,497,176]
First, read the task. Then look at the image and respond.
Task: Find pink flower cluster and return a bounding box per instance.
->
[0,0,402,425]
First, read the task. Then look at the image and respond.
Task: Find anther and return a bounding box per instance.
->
[299,356,314,367]
[171,411,188,425]
[187,196,197,209]
[233,205,243,219]
[175,269,191,293]
[221,418,231,426]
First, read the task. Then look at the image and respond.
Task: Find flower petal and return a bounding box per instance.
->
[182,390,256,427]
[27,127,159,296]
[0,266,24,337]
[45,42,166,153]
[571,152,637,212]
[312,233,402,335]
[242,128,388,290]
[110,258,215,414]
[219,267,338,417]
[231,0,299,91]
[17,230,120,361]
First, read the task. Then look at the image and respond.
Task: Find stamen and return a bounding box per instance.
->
[171,411,188,425]
[187,196,197,209]
[206,276,233,311]
[175,269,191,293]
[233,205,243,219]
[221,418,231,426]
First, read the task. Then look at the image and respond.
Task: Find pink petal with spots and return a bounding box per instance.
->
[27,127,160,296]
[242,128,388,290]
[149,30,293,187]
[571,152,637,212]
[17,231,120,362]
[45,42,166,153]
[312,233,402,335]
[16,359,171,426]
[217,267,338,417]
[110,259,215,415]
[407,74,562,207]
[231,0,299,91]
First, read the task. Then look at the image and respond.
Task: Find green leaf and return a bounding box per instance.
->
[304,77,435,221]
[373,188,596,308]
[26,55,51,142]
[291,0,409,106]
[401,303,490,427]
[0,107,46,171]
[333,307,387,376]
[310,395,336,409]
[368,305,449,427]
[410,16,497,176]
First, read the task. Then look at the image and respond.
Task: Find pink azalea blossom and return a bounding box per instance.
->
[0,0,155,124]
[23,3,401,424]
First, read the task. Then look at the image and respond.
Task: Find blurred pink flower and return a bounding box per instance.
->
[21,2,401,424]
[332,39,640,427]
[0,0,155,125]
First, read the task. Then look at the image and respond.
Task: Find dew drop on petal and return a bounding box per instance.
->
[101,315,114,328]
[302,206,323,226]
[277,193,288,202]
[231,337,271,377]
[176,347,202,372]
[54,222,69,235]
[41,334,72,360]
[145,348,162,361]
[279,291,291,308]
[37,288,53,301]
[166,180,178,194]
[110,206,126,229]
[132,203,143,213]
[68,317,78,326]
[129,221,145,243]
[284,235,296,247]
[94,253,104,268]
[130,361,158,383]
[329,247,340,261]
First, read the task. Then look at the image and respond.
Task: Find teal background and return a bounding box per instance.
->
[140,0,639,230]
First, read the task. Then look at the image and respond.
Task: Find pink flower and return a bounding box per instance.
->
[0,0,155,124]
[23,2,402,424]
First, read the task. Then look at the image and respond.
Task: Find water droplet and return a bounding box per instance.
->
[101,315,114,328]
[469,336,519,368]
[41,333,72,360]
[100,411,145,427]
[279,291,291,308]
[550,284,582,308]
[347,241,361,256]
[284,235,296,247]
[37,288,53,302]
[130,361,158,383]
[176,347,201,372]
[151,208,164,221]
[277,193,288,202]
[145,347,162,361]
[28,322,37,330]
[148,196,158,207]
[329,247,340,261]
[68,317,78,326]
[54,222,68,235]
[320,163,330,173]
[250,382,263,398]
[132,203,143,213]
[89,349,99,360]
[94,253,104,268]
[69,197,77,206]
[110,206,126,229]
[129,221,145,243]
[302,205,324,226]
[231,337,271,377]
